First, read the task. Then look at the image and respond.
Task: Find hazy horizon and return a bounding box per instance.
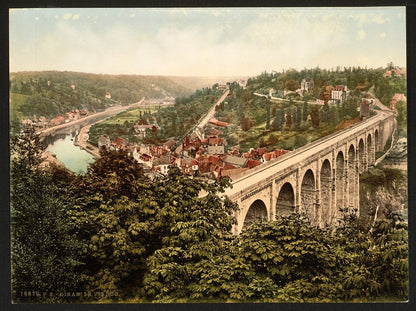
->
[10,7,406,76]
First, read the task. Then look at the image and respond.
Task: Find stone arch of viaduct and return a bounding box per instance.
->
[229,112,395,235]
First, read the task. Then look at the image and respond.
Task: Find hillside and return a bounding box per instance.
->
[9,71,247,126]
[85,66,406,154]
[9,71,208,134]
[10,71,194,105]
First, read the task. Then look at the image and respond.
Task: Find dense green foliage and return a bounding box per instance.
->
[9,71,194,135]
[10,128,82,302]
[10,129,408,303]
[395,100,407,132]
[207,65,405,152]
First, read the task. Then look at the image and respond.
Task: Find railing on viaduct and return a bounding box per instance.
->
[223,109,396,234]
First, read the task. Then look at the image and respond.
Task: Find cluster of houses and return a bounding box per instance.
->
[97,120,289,180]
[383,67,406,79]
[281,78,350,105]
[21,108,94,130]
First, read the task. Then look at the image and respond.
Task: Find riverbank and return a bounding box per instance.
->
[41,98,145,167]
[41,150,66,169]
[74,124,101,158]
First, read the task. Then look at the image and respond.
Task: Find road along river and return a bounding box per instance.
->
[41,98,145,173]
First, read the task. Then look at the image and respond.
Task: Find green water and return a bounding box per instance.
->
[47,133,95,174]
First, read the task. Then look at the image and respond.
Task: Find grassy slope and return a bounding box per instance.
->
[103,107,159,125]
[10,93,30,120]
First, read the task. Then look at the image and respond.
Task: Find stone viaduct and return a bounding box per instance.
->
[223,109,396,234]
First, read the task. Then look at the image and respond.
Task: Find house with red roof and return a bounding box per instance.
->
[197,155,223,175]
[208,135,225,146]
[261,149,289,163]
[49,115,65,127]
[384,67,406,79]
[110,137,129,151]
[209,119,230,128]
[244,159,262,169]
[150,145,168,157]
[175,158,199,176]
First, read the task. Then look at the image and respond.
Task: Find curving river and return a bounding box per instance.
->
[43,98,145,174]
[46,132,95,174]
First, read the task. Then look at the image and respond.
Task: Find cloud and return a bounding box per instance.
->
[370,14,389,24]
[9,7,407,75]
[348,12,389,27]
[357,29,366,41]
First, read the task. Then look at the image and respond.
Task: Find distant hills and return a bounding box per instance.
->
[166,75,249,91]
[9,71,246,133]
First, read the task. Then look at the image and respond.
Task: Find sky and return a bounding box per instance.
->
[9,7,406,77]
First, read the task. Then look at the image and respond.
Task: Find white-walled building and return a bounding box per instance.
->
[301,79,314,92]
[330,85,350,104]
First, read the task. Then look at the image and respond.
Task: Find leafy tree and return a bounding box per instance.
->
[341,97,359,120]
[293,135,308,149]
[69,149,147,299]
[284,110,292,130]
[236,216,339,302]
[302,101,308,122]
[395,101,407,128]
[284,79,300,92]
[310,105,321,128]
[265,99,271,129]
[271,108,284,131]
[267,133,279,147]
[272,106,277,117]
[333,210,408,301]
[294,104,302,129]
[142,169,238,302]
[328,106,340,127]
[321,103,330,124]
[241,116,254,131]
[10,127,82,302]
[367,212,408,298]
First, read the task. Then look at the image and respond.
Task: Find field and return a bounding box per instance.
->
[101,107,160,125]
